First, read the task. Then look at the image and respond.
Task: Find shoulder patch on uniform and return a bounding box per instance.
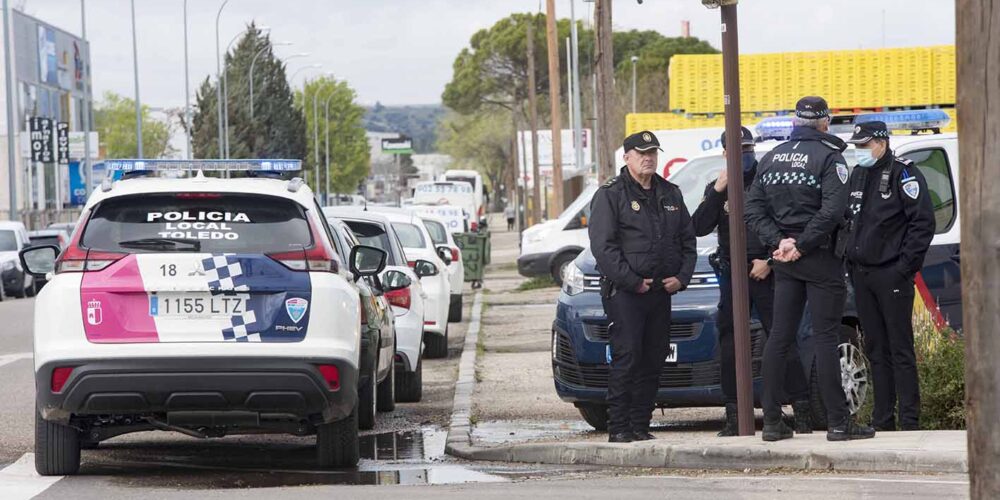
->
[836,163,848,184]
[601,176,619,188]
[903,179,920,199]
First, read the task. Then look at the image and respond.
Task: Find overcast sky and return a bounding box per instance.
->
[24,0,955,109]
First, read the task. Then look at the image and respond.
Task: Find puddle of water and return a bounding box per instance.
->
[472,420,597,445]
[358,428,447,462]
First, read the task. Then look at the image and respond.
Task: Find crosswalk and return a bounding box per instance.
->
[0,454,62,500]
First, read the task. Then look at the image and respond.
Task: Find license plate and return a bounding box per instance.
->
[665,343,678,363]
[149,294,245,317]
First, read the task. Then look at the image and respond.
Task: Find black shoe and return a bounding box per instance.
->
[792,400,813,434]
[717,403,739,437]
[762,419,794,442]
[609,432,634,443]
[827,417,877,441]
[632,431,656,441]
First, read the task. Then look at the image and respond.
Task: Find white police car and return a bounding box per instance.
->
[20,160,385,474]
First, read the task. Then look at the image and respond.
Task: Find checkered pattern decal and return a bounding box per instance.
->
[222,309,259,342]
[202,254,250,292]
[760,171,820,188]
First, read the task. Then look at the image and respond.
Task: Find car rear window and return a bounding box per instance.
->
[392,222,425,249]
[81,193,313,254]
[423,220,447,245]
[343,220,401,266]
[30,236,61,247]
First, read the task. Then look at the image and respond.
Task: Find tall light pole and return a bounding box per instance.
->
[311,73,335,192]
[631,55,638,113]
[249,42,293,119]
[324,90,337,203]
[183,0,191,159]
[214,0,229,158]
[569,0,584,176]
[288,63,321,83]
[223,26,269,159]
[3,0,17,218]
[80,0,93,194]
[130,0,142,158]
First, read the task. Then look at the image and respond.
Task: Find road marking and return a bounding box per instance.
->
[0,453,62,499]
[0,352,31,369]
[635,474,969,486]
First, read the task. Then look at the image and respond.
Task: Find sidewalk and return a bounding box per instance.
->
[446,215,968,474]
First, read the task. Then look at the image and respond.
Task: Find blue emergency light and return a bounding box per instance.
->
[104,159,302,172]
[754,117,795,141]
[853,109,951,132]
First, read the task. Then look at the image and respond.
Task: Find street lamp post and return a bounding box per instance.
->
[130,0,142,158]
[249,42,293,120]
[324,91,337,203]
[222,26,269,159]
[569,0,584,175]
[183,0,191,159]
[214,0,229,158]
[3,0,17,218]
[631,55,638,113]
[311,73,335,193]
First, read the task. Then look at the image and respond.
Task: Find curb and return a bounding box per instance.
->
[443,292,967,475]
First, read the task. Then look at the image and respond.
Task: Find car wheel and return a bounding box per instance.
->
[25,276,37,298]
[376,360,395,412]
[809,325,871,430]
[424,326,448,359]
[13,273,27,298]
[577,403,609,431]
[358,371,377,430]
[316,404,360,469]
[35,410,81,476]
[448,294,463,323]
[550,252,579,286]
[395,357,423,403]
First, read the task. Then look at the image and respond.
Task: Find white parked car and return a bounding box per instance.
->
[418,214,465,322]
[370,208,454,359]
[325,207,428,402]
[0,220,37,299]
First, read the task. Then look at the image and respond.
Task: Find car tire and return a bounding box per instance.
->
[13,273,27,298]
[577,404,609,431]
[448,294,463,323]
[316,405,360,469]
[358,371,377,430]
[395,357,423,403]
[550,252,579,286]
[376,361,395,412]
[424,327,448,359]
[25,277,37,298]
[35,410,81,476]
[809,325,870,431]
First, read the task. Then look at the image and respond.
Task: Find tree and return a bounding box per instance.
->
[612,31,718,112]
[190,24,307,161]
[436,110,511,196]
[93,91,175,159]
[296,77,370,194]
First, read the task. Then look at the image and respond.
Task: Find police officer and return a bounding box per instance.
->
[845,121,935,431]
[589,130,698,443]
[692,127,813,436]
[745,96,875,442]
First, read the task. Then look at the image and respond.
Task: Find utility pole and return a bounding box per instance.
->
[526,20,542,225]
[130,0,142,158]
[81,0,93,192]
[569,0,584,179]
[3,0,17,219]
[544,0,564,213]
[956,1,1000,497]
[182,0,191,159]
[594,0,615,181]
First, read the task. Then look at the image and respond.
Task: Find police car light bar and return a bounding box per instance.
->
[104,159,302,172]
[853,109,951,132]
[754,117,795,141]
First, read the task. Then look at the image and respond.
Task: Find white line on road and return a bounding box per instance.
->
[634,474,969,486]
[0,453,62,500]
[0,352,31,369]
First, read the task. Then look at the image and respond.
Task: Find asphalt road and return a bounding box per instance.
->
[0,292,970,499]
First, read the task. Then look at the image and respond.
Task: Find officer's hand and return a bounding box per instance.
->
[636,278,653,294]
[773,238,798,262]
[662,277,682,294]
[749,259,771,280]
[713,169,728,193]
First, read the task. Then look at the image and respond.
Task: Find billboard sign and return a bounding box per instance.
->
[29,117,54,163]
[56,122,69,165]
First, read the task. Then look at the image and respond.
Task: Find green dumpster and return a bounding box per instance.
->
[455,231,489,288]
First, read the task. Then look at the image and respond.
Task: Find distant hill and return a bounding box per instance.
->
[363,103,445,154]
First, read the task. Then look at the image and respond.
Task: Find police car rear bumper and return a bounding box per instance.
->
[517,252,552,277]
[35,357,358,425]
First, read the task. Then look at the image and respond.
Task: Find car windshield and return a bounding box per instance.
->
[81,193,312,254]
[423,220,447,245]
[392,222,426,249]
[0,230,16,251]
[342,219,400,266]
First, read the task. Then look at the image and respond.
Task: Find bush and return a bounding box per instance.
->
[915,323,966,430]
[516,275,557,292]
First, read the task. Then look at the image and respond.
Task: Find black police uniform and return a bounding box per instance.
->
[692,159,810,414]
[745,99,855,436]
[589,134,697,439]
[845,123,935,431]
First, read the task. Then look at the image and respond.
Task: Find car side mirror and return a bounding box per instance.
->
[412,259,438,279]
[349,245,387,281]
[435,245,453,265]
[383,270,412,292]
[20,245,59,277]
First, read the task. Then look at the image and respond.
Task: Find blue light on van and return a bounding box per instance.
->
[754,117,795,141]
[853,109,951,131]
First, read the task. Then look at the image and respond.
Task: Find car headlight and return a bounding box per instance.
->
[562,263,585,296]
[2,260,14,271]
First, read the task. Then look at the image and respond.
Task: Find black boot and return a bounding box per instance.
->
[717,403,739,437]
[762,417,793,442]
[609,432,634,443]
[792,400,813,434]
[827,416,877,441]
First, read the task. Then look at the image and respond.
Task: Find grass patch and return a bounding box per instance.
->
[515,275,558,292]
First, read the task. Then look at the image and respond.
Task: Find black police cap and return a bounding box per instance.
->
[847,120,890,144]
[720,126,754,149]
[623,130,663,153]
[795,96,830,119]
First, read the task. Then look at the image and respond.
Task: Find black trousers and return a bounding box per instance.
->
[717,267,809,404]
[851,263,920,429]
[605,289,672,434]
[763,249,849,426]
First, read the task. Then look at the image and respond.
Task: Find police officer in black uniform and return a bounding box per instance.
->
[845,121,935,431]
[692,127,813,436]
[589,130,698,443]
[745,96,875,442]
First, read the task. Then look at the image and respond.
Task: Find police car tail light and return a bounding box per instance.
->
[385,286,411,310]
[55,244,125,273]
[175,192,222,199]
[267,220,340,272]
[316,364,340,391]
[51,366,75,393]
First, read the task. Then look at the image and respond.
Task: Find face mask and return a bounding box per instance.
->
[741,152,756,173]
[855,148,877,167]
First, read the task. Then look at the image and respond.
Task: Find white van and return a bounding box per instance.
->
[441,170,485,221]
[517,184,597,285]
[412,181,479,231]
